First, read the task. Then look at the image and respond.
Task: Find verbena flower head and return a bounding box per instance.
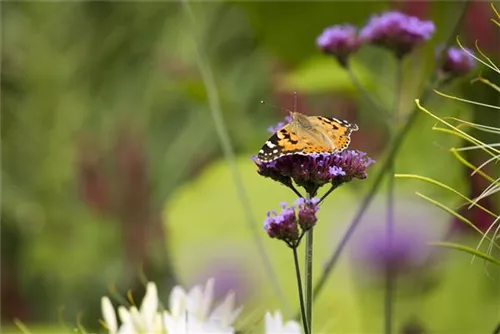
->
[264,198,320,245]
[438,46,476,77]
[255,150,374,196]
[264,310,302,333]
[316,24,361,66]
[360,11,435,57]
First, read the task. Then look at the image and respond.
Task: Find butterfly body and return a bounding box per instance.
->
[258,112,358,162]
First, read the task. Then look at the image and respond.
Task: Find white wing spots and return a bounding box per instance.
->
[273,149,278,153]
[266,141,276,149]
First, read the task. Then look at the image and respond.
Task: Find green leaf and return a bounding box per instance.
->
[430,241,500,266]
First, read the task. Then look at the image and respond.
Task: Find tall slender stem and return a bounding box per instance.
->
[181,0,290,313]
[310,0,471,305]
[304,228,314,332]
[385,56,402,334]
[293,246,310,334]
[346,66,392,119]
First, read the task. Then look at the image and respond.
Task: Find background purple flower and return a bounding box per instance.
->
[316,24,361,65]
[360,11,435,57]
[438,46,476,77]
[348,197,447,280]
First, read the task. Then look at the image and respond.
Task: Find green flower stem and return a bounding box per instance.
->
[346,65,392,120]
[182,0,290,313]
[304,228,314,332]
[385,57,402,334]
[292,246,310,334]
[310,0,471,304]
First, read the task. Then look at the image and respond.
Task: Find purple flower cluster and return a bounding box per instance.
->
[316,24,361,66]
[438,46,476,77]
[254,150,375,196]
[316,11,435,61]
[264,198,320,245]
[360,11,435,57]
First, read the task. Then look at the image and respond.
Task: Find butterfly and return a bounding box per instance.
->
[257,112,359,162]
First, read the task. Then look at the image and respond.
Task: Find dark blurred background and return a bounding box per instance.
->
[1,1,499,333]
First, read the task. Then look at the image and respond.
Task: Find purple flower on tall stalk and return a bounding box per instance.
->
[438,46,476,77]
[264,198,320,246]
[360,11,435,58]
[316,24,361,66]
[254,150,374,197]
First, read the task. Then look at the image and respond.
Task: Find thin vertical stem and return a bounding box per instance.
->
[304,229,313,332]
[346,66,391,119]
[293,247,310,334]
[385,57,402,334]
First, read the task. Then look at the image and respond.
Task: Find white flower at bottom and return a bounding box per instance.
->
[101,282,164,334]
[165,278,242,333]
[264,311,302,334]
[100,278,242,334]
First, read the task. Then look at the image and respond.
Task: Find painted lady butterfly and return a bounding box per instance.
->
[258,112,359,162]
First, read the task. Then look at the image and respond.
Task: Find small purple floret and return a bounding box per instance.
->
[329,166,346,177]
[360,11,435,57]
[264,198,320,244]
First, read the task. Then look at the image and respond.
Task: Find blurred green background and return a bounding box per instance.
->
[2,1,499,333]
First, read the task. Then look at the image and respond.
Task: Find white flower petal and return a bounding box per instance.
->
[140,282,159,327]
[265,311,281,333]
[129,306,145,331]
[117,306,131,326]
[170,286,187,319]
[187,285,204,318]
[101,297,118,333]
[200,278,215,320]
[282,321,302,334]
[209,291,242,328]
[164,311,187,334]
[264,311,302,334]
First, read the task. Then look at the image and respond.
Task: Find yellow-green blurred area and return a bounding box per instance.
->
[2,1,500,333]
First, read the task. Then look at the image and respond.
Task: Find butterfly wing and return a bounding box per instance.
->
[257,115,358,162]
[307,116,358,153]
[257,123,332,162]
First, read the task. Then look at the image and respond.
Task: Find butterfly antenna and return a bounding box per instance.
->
[293,91,297,112]
[260,100,294,115]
